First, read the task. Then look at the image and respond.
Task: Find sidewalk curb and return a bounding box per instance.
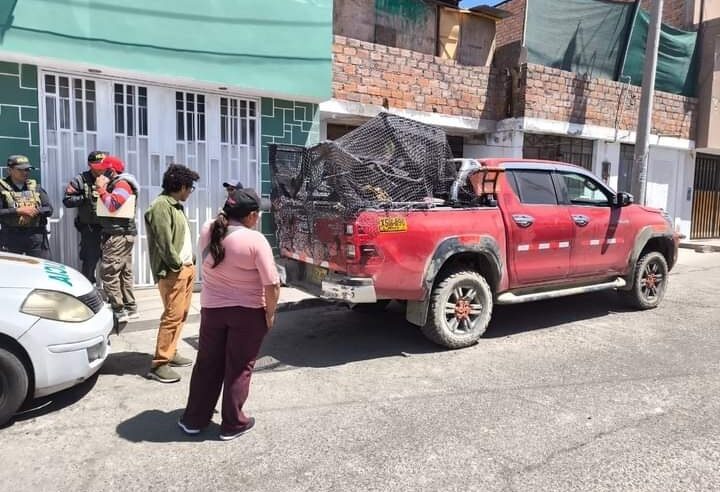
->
[121,297,331,333]
[679,242,720,253]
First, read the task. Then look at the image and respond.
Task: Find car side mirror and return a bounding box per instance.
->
[614,192,634,207]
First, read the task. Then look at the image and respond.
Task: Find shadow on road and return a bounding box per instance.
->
[3,373,99,428]
[116,408,222,443]
[259,303,441,370]
[180,292,633,371]
[485,291,632,338]
[100,351,153,377]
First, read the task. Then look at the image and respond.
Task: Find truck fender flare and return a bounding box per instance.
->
[406,235,503,327]
[622,226,675,288]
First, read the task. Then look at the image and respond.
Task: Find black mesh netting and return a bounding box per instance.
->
[270,113,459,257]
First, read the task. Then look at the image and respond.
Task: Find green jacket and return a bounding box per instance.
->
[144,194,191,283]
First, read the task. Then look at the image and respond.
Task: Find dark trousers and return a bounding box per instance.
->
[78,226,102,283]
[0,230,50,260]
[182,306,268,433]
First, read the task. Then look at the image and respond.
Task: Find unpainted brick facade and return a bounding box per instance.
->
[333,35,504,121]
[518,64,697,140]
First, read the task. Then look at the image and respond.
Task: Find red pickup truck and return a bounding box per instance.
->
[271,128,678,349]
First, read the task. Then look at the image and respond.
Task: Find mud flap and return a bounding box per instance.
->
[406,299,429,327]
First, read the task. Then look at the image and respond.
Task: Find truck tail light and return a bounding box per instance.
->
[344,224,354,235]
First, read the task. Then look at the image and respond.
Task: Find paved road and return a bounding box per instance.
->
[1,250,719,491]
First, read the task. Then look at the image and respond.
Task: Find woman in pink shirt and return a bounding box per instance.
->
[179,188,280,441]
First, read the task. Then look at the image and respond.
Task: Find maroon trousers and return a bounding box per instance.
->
[182,305,268,433]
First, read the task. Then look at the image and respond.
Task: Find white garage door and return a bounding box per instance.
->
[40,71,259,286]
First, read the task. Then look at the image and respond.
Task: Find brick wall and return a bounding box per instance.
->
[520,64,697,140]
[493,0,526,70]
[495,0,526,47]
[333,35,503,121]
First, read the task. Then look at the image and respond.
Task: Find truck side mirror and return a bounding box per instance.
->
[614,192,633,207]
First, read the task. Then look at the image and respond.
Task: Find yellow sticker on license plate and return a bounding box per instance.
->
[378,217,407,233]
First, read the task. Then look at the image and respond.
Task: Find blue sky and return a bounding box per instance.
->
[459,1,496,7]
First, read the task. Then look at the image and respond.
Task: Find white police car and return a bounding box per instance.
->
[0,252,113,426]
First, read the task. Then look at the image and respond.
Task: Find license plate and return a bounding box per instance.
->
[378,217,407,233]
[307,265,328,285]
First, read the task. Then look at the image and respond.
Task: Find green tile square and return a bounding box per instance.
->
[291,126,309,146]
[274,99,294,110]
[0,75,37,106]
[261,180,272,195]
[293,106,306,123]
[20,65,38,90]
[0,106,28,138]
[30,122,39,146]
[261,145,269,164]
[0,61,18,75]
[261,98,274,117]
[261,112,285,137]
[20,107,38,122]
[261,163,270,180]
[302,121,312,132]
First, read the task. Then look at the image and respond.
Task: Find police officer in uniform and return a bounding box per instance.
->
[0,155,53,259]
[63,151,107,283]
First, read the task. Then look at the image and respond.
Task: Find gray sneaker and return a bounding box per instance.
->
[169,352,193,367]
[147,364,181,383]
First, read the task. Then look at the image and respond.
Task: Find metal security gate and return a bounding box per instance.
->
[691,155,720,239]
[40,70,260,285]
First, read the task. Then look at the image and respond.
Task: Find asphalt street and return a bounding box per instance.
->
[1,249,719,492]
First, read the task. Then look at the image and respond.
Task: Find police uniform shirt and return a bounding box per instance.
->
[0,176,54,226]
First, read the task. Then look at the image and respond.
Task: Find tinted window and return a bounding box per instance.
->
[511,171,558,205]
[560,172,611,206]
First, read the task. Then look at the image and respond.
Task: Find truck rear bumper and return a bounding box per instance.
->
[321,277,377,303]
[278,259,377,303]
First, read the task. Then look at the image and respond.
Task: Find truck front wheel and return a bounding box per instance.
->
[422,271,493,349]
[622,251,669,309]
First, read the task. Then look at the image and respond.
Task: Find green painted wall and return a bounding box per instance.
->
[0,0,332,101]
[0,61,40,181]
[259,97,320,244]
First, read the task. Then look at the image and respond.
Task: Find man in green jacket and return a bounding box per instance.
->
[144,164,200,383]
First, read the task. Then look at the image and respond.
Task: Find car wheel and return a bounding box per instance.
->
[623,251,669,310]
[423,270,493,349]
[0,347,29,427]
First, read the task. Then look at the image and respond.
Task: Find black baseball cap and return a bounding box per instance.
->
[7,155,33,170]
[88,151,107,164]
[223,188,261,219]
[222,180,243,189]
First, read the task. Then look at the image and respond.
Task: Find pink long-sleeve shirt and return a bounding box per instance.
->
[199,220,279,309]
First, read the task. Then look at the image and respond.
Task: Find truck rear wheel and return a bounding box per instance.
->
[0,347,29,427]
[622,251,669,309]
[422,271,493,349]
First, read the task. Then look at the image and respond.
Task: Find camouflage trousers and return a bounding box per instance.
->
[101,234,136,313]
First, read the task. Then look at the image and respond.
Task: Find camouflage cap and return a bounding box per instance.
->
[87,151,107,164]
[7,155,33,170]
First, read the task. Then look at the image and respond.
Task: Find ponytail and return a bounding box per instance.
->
[208,212,229,267]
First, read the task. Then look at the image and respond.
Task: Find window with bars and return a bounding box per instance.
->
[176,91,206,142]
[114,83,148,136]
[44,74,96,132]
[220,97,256,146]
[523,134,594,171]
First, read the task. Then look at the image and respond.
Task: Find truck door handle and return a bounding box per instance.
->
[512,214,534,228]
[572,215,590,227]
